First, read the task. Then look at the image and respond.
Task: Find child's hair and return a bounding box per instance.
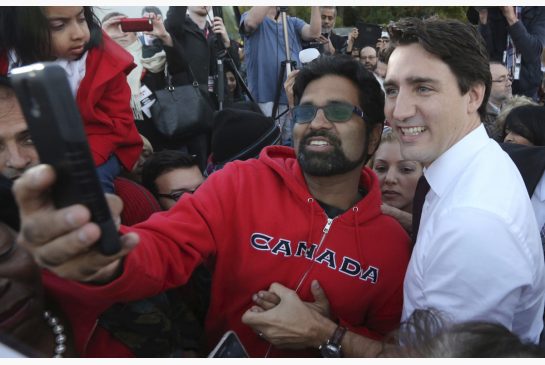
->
[0,6,102,65]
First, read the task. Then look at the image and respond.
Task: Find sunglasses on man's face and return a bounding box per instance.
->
[292,102,367,124]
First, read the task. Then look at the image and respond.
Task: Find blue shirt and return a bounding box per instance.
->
[241,12,305,104]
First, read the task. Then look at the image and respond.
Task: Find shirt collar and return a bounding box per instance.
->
[424,124,489,198]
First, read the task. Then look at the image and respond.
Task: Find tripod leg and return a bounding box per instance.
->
[272,61,287,120]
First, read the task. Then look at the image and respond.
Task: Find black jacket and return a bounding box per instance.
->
[478,7,545,99]
[500,143,545,196]
[164,7,238,90]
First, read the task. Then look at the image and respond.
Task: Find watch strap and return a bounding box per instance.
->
[330,325,347,348]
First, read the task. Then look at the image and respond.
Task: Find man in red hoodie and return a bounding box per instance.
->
[13,55,411,357]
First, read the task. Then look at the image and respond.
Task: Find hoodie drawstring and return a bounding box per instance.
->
[352,206,366,267]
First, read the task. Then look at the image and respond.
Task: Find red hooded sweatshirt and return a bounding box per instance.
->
[62,146,411,357]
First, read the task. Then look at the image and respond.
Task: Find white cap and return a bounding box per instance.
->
[381,31,389,39]
[299,48,320,65]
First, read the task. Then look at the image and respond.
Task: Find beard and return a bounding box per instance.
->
[297,130,366,177]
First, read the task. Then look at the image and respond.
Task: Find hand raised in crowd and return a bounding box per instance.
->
[348,27,359,45]
[144,11,173,47]
[346,27,359,53]
[499,6,518,25]
[284,69,300,109]
[478,8,488,25]
[13,164,139,283]
[317,35,335,55]
[212,16,231,48]
[242,281,332,349]
[101,14,127,39]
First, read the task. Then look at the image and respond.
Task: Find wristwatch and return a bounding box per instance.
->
[319,325,347,358]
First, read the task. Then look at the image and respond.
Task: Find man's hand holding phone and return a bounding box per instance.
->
[13,164,139,283]
[317,34,335,55]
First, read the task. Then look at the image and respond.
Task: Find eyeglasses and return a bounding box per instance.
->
[157,188,198,202]
[492,76,513,84]
[292,102,367,124]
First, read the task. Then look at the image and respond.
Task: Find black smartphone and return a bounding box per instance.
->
[208,331,249,358]
[354,21,382,49]
[10,63,121,255]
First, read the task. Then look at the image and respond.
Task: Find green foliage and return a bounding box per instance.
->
[236,6,469,27]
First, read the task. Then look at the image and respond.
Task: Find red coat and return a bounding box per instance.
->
[76,33,142,170]
[0,32,143,171]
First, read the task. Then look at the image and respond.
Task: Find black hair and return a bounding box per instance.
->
[293,55,385,131]
[503,105,545,146]
[383,309,545,357]
[0,6,102,66]
[388,17,491,120]
[141,150,198,197]
[141,6,162,17]
[224,62,243,101]
[378,46,394,64]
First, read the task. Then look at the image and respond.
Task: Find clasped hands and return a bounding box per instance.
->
[241,280,332,350]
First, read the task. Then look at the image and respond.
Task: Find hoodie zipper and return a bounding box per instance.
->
[265,217,335,358]
[294,217,334,293]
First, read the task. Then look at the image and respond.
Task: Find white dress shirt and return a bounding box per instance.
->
[402,124,545,343]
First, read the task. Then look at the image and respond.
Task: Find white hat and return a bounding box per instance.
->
[299,48,320,65]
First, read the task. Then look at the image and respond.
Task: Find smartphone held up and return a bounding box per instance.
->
[10,63,121,255]
[120,17,153,33]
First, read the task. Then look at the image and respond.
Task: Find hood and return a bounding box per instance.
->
[258,145,384,224]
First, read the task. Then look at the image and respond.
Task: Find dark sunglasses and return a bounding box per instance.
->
[157,188,197,202]
[292,102,367,124]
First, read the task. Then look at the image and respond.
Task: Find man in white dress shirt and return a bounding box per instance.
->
[383,17,545,344]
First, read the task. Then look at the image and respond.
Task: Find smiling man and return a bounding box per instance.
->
[383,17,544,344]
[12,56,410,357]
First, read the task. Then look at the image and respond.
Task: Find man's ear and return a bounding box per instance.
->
[366,123,383,157]
[467,82,486,115]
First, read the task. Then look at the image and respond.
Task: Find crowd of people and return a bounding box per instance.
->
[1,5,545,358]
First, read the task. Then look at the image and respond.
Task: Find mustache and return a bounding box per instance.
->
[300,130,341,148]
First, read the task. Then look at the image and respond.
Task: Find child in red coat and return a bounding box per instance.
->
[0,6,142,193]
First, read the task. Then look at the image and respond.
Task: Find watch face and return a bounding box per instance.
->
[320,343,342,358]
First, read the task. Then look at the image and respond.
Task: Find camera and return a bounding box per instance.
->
[321,32,330,39]
[120,18,153,33]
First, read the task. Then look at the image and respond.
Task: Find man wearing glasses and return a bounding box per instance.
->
[484,61,513,141]
[141,150,204,211]
[359,46,378,73]
[13,56,410,357]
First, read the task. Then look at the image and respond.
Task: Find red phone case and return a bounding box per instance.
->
[120,18,153,32]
